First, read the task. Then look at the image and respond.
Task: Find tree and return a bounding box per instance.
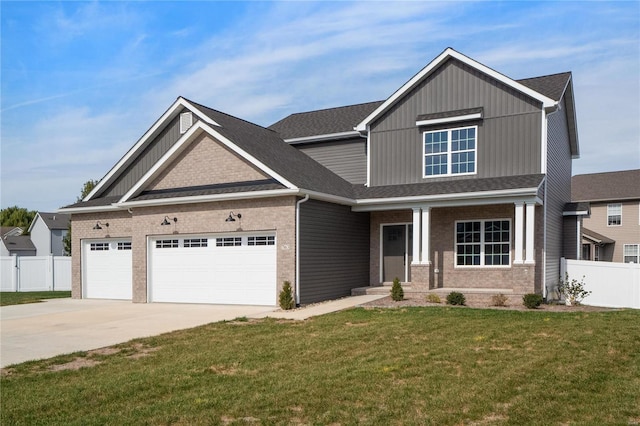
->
[63,179,99,255]
[0,206,37,234]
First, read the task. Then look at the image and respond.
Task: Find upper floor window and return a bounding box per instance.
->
[424,126,476,177]
[624,244,639,263]
[607,203,622,226]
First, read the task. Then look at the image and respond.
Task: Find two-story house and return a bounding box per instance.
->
[27,212,70,256]
[571,170,640,263]
[60,48,579,305]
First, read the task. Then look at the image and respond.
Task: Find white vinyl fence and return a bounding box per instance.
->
[561,258,640,309]
[0,255,71,292]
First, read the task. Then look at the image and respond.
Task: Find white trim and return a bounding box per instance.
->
[541,110,548,174]
[365,125,371,187]
[57,204,121,214]
[285,131,361,144]
[454,218,512,268]
[353,195,542,213]
[296,189,355,206]
[423,125,477,178]
[84,97,219,202]
[356,48,556,132]
[607,203,623,226]
[416,112,482,127]
[525,202,536,264]
[118,120,298,203]
[421,207,431,265]
[514,202,524,264]
[576,216,582,260]
[411,208,421,265]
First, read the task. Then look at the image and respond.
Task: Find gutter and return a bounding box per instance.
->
[295,194,310,306]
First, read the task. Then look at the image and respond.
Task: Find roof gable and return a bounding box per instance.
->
[28,212,70,233]
[572,169,640,202]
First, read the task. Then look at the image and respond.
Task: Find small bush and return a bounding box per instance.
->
[279,281,294,310]
[426,293,441,304]
[558,273,591,306]
[446,291,466,306]
[523,293,543,309]
[491,293,508,307]
[391,277,404,301]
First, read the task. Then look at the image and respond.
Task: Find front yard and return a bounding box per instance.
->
[2,306,639,424]
[0,291,71,306]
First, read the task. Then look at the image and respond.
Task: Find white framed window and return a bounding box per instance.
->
[248,236,275,246]
[117,242,131,250]
[455,219,510,267]
[184,238,208,248]
[216,237,241,247]
[623,244,639,263]
[156,239,178,249]
[424,126,476,177]
[179,112,193,134]
[607,203,622,226]
[90,242,110,251]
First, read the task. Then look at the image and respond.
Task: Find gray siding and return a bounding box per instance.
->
[545,97,573,294]
[562,216,579,260]
[299,199,369,304]
[101,110,197,198]
[370,58,542,186]
[295,138,367,184]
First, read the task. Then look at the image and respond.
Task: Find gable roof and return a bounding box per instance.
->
[517,72,571,101]
[27,212,70,233]
[572,169,640,202]
[269,101,383,142]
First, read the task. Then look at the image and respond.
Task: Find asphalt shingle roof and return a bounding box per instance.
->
[2,236,35,252]
[37,212,70,230]
[132,180,286,201]
[572,169,640,202]
[517,72,571,102]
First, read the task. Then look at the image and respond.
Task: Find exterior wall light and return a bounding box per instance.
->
[161,216,178,226]
[93,221,109,230]
[225,212,242,222]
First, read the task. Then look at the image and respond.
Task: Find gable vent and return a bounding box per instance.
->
[180,112,193,134]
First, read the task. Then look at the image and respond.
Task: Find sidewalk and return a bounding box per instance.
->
[251,294,387,320]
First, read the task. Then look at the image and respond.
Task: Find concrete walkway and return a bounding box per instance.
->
[0,294,386,367]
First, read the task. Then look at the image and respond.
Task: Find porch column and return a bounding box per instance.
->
[525,202,536,264]
[514,202,524,264]
[412,208,421,265]
[421,207,431,264]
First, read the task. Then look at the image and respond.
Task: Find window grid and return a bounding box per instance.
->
[456,220,510,267]
[216,237,241,247]
[607,203,622,226]
[424,126,476,177]
[623,244,639,263]
[117,242,131,250]
[248,236,275,246]
[90,242,110,251]
[156,239,178,249]
[184,238,208,248]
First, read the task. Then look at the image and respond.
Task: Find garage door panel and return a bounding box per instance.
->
[149,234,276,306]
[83,240,132,300]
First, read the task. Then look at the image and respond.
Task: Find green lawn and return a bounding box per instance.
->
[2,307,639,425]
[0,291,71,306]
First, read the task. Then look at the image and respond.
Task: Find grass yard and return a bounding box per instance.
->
[0,291,71,306]
[2,307,639,425]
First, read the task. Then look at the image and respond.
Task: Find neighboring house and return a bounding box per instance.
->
[1,226,24,238]
[1,236,36,256]
[60,48,579,305]
[27,212,70,256]
[571,170,640,263]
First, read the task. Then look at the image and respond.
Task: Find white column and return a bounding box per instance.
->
[514,202,524,264]
[421,207,431,264]
[525,202,536,264]
[411,208,421,265]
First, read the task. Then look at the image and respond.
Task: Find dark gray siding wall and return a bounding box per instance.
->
[101,109,197,198]
[545,97,573,295]
[295,138,367,184]
[562,216,579,260]
[299,199,369,304]
[369,58,542,186]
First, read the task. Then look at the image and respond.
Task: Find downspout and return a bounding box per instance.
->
[295,194,310,306]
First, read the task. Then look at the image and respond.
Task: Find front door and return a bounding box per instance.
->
[382,224,412,282]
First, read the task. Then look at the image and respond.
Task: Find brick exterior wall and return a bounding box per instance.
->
[369,204,542,295]
[147,133,269,191]
[71,196,297,303]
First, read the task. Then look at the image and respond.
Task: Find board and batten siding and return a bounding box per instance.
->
[295,138,367,184]
[369,58,542,186]
[545,97,573,293]
[101,109,198,198]
[298,199,369,304]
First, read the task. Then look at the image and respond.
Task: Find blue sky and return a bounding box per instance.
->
[1,1,639,211]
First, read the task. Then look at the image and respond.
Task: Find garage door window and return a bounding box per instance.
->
[248,236,275,246]
[184,238,208,248]
[90,242,110,251]
[118,242,132,250]
[156,239,179,248]
[216,237,242,247]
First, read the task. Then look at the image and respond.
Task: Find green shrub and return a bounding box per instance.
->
[391,277,404,301]
[446,291,465,306]
[558,273,591,306]
[491,293,508,307]
[523,293,543,309]
[426,293,441,304]
[279,281,294,310]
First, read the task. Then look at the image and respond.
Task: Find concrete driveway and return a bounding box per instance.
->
[0,299,277,368]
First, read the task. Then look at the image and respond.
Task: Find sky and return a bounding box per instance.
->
[1,1,639,212]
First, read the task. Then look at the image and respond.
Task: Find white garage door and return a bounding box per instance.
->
[148,233,276,306]
[83,239,132,300]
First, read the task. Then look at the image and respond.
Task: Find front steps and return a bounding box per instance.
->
[352,285,526,306]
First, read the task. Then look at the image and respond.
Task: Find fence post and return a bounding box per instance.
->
[46,255,54,291]
[13,254,19,292]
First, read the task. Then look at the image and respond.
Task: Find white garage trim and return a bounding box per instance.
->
[82,239,132,300]
[148,232,277,306]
